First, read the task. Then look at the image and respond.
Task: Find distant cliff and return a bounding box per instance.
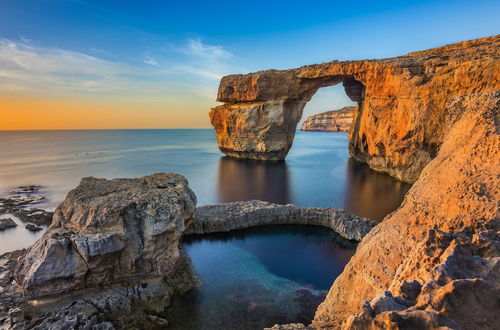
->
[300,106,354,132]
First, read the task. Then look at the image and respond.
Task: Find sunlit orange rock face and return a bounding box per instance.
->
[312,91,499,329]
[213,36,500,329]
[210,35,500,183]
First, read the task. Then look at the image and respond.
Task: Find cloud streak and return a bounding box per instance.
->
[0,37,244,100]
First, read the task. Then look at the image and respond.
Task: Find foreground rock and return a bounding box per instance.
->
[211,35,499,183]
[14,173,197,298]
[1,173,199,328]
[0,218,17,230]
[0,249,196,329]
[310,92,500,329]
[301,106,354,132]
[187,200,376,241]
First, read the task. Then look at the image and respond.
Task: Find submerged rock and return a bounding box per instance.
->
[0,185,53,226]
[14,173,197,298]
[0,218,17,231]
[24,223,42,232]
[301,106,355,132]
[186,200,377,241]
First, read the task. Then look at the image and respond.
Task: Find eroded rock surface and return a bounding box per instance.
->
[186,200,376,241]
[311,91,499,329]
[14,173,197,298]
[0,249,197,329]
[211,35,500,183]
[301,106,355,132]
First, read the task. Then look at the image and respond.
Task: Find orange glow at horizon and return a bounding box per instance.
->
[1,96,214,130]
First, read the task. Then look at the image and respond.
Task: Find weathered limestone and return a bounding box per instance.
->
[210,100,306,160]
[13,173,197,298]
[311,91,500,329]
[301,106,355,132]
[211,35,500,183]
[186,200,377,241]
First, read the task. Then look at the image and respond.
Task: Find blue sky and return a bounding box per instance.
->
[1,0,499,128]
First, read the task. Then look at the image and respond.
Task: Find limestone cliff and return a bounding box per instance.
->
[301,106,355,132]
[311,90,499,329]
[210,35,500,183]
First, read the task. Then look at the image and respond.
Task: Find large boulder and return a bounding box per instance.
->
[14,173,197,298]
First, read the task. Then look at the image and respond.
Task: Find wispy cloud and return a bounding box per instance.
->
[143,56,158,66]
[166,38,244,81]
[183,38,233,59]
[0,37,244,99]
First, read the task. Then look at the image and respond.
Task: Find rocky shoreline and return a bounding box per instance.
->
[0,185,53,227]
[0,36,498,330]
[0,175,375,329]
[1,174,200,329]
[187,200,376,242]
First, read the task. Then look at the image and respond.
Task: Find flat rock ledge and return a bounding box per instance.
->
[1,173,200,329]
[186,200,377,242]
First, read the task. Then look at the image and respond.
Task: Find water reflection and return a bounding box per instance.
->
[343,158,412,221]
[216,152,410,222]
[217,157,290,204]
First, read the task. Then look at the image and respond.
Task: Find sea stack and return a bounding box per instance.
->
[301,106,355,132]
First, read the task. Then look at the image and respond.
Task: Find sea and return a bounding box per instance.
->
[0,129,411,329]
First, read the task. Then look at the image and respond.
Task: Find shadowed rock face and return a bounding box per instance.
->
[13,173,197,298]
[210,35,500,183]
[301,106,355,132]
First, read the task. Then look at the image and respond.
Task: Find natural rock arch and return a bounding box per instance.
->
[210,36,500,183]
[210,73,364,162]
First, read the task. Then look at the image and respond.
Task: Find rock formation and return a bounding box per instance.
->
[0,185,53,225]
[2,173,199,328]
[14,173,197,298]
[309,90,500,330]
[210,35,500,183]
[300,106,355,132]
[0,218,17,230]
[186,200,376,241]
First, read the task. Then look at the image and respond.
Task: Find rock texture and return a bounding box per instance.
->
[13,173,197,298]
[0,218,17,230]
[0,249,197,329]
[186,200,376,241]
[210,35,500,183]
[0,185,53,225]
[310,91,499,329]
[301,106,355,132]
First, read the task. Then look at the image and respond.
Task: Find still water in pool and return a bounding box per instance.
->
[166,226,356,330]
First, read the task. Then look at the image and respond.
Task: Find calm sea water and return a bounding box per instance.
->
[0,129,411,328]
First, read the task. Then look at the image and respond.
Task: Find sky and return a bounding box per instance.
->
[1,0,499,130]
